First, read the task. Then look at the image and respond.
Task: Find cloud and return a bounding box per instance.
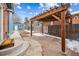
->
[39,3,59,12]
[45,3,59,8]
[15,3,22,9]
[39,3,44,7]
[38,3,45,9]
[17,5,22,9]
[19,11,26,14]
[35,12,38,15]
[39,3,47,12]
[15,3,21,5]
[70,3,73,6]
[70,3,79,6]
[29,12,33,14]
[74,3,78,6]
[27,6,31,9]
[69,8,73,12]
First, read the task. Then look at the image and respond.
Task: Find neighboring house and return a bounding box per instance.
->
[71,11,79,24]
[70,11,79,34]
[14,22,24,30]
[0,3,14,40]
[24,20,42,32]
[24,19,30,30]
[13,14,25,30]
[32,21,42,32]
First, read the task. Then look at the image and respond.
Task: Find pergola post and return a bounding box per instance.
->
[42,22,44,34]
[70,16,74,40]
[30,20,33,36]
[60,10,67,52]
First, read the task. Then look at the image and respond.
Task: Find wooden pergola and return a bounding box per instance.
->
[30,3,73,52]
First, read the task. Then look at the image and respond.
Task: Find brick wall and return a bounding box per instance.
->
[3,4,9,39]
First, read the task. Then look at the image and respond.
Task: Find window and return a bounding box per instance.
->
[74,16,78,20]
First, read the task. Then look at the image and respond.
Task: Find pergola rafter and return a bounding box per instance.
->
[30,3,70,21]
[52,15,61,21]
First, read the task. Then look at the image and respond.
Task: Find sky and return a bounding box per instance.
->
[14,3,79,23]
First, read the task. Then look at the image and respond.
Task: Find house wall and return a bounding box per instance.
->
[1,3,14,40]
[72,13,79,24]
[14,23,24,30]
[3,4,9,40]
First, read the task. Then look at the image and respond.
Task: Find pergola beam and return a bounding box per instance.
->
[41,22,44,34]
[30,21,33,36]
[60,10,67,52]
